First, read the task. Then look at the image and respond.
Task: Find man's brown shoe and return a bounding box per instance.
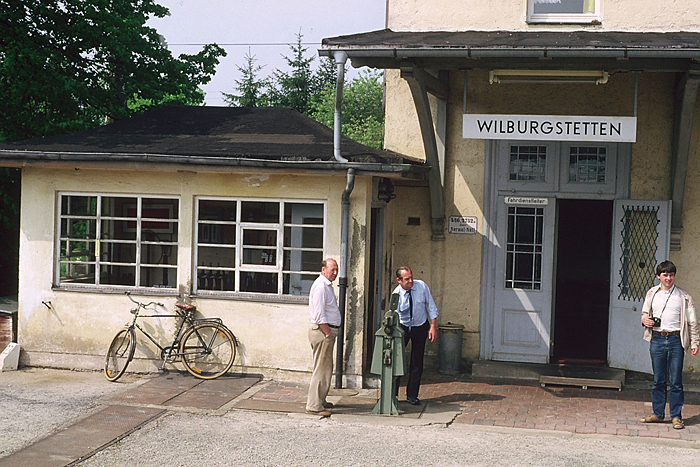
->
[640,415,664,423]
[323,402,334,408]
[306,409,331,417]
[672,418,685,429]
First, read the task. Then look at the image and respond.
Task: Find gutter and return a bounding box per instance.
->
[320,47,700,61]
[0,152,429,177]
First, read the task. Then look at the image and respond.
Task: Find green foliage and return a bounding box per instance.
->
[0,168,19,295]
[0,0,226,142]
[226,32,384,149]
[265,32,317,114]
[0,0,225,294]
[309,70,385,149]
[222,51,269,108]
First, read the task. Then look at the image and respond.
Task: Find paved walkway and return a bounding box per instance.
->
[3,369,700,466]
[246,372,700,441]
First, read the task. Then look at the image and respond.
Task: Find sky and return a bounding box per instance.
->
[147,0,387,106]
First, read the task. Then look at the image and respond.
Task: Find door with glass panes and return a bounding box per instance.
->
[490,141,622,363]
[492,197,555,362]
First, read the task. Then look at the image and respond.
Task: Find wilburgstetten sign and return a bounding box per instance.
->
[463,114,637,142]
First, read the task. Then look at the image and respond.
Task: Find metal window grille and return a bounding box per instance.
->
[617,205,659,301]
[505,206,544,290]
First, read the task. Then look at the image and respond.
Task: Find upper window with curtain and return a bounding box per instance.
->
[528,0,600,24]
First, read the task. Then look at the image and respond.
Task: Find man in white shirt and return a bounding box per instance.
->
[640,261,699,430]
[392,266,438,405]
[305,258,341,417]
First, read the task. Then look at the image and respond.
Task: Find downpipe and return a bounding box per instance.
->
[335,168,355,388]
[333,51,348,163]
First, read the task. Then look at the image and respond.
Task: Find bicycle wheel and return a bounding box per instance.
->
[180,323,235,379]
[104,328,135,382]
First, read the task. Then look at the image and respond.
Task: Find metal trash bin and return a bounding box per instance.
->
[438,322,464,375]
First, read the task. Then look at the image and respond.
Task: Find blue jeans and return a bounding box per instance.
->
[649,333,684,419]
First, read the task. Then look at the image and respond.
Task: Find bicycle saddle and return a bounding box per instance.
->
[175,303,196,314]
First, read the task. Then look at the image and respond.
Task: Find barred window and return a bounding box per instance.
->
[195,198,324,296]
[57,194,179,289]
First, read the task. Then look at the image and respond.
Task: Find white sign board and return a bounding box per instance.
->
[463,114,637,142]
[449,216,478,234]
[504,197,549,206]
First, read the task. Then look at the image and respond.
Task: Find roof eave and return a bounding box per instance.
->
[0,151,430,179]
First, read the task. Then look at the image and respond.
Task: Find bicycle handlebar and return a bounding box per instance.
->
[125,291,164,310]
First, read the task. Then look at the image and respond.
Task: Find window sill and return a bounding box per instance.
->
[53,285,179,296]
[193,290,309,304]
[527,16,601,25]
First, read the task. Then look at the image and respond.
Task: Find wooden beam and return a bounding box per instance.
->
[400,65,447,240]
[670,68,700,250]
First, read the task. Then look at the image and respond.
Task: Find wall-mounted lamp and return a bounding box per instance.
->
[489,69,609,85]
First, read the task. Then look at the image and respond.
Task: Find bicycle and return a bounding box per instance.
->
[104,292,236,382]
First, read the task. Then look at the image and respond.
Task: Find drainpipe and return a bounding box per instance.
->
[333,51,348,163]
[335,168,355,389]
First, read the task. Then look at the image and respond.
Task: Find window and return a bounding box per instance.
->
[618,205,660,301]
[58,194,179,289]
[528,0,600,24]
[195,198,324,297]
[510,146,547,181]
[568,146,606,183]
[505,206,543,290]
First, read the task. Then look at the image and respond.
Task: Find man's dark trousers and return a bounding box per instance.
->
[399,319,430,400]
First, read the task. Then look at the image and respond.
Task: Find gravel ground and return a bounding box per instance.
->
[0,367,139,457]
[81,410,700,467]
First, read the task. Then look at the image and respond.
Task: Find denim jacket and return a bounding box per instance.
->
[641,284,700,351]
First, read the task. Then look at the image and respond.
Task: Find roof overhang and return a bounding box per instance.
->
[321,29,700,72]
[0,150,430,179]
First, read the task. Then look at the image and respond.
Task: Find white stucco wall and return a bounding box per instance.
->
[387,0,700,32]
[17,167,370,386]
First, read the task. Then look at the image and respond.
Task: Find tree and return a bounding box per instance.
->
[265,32,316,114]
[222,51,269,108]
[0,0,226,142]
[309,70,385,149]
[0,0,225,295]
[225,32,384,149]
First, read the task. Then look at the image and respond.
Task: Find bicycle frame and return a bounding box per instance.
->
[122,294,224,370]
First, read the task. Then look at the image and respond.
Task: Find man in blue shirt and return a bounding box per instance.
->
[392,266,439,405]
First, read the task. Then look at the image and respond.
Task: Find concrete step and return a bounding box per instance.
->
[471,360,625,384]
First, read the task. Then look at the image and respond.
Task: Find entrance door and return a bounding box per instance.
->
[492,198,555,363]
[608,200,671,373]
[553,199,613,364]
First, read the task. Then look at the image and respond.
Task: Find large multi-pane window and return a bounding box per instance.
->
[57,194,179,289]
[195,198,325,296]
